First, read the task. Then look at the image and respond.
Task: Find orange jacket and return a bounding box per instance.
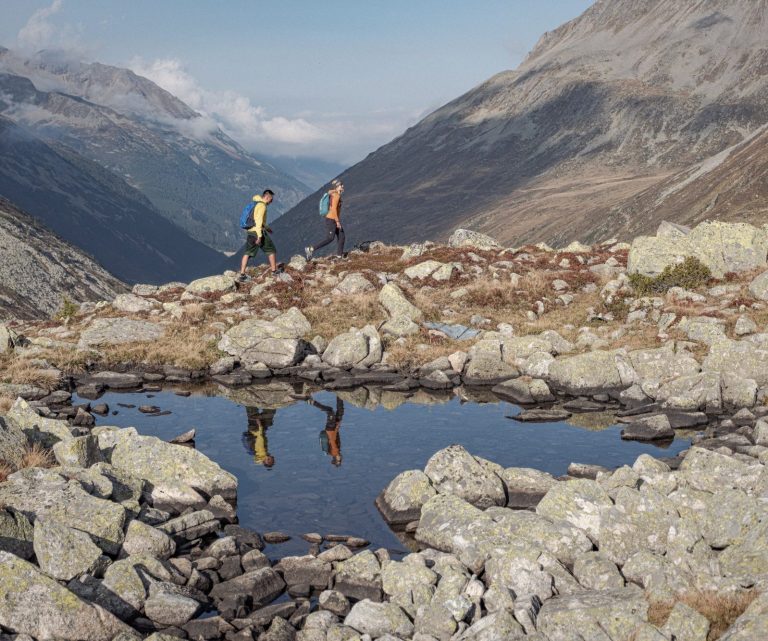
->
[326,191,342,223]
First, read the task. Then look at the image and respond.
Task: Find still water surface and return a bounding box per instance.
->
[78,385,689,556]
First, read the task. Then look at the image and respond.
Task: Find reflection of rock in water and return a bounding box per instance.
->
[335,387,373,410]
[458,386,504,405]
[406,389,454,407]
[219,381,308,409]
[564,410,618,431]
[335,386,455,410]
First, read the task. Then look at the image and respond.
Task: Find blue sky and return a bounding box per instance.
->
[0,0,594,163]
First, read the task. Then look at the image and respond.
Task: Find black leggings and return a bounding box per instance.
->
[313,218,345,256]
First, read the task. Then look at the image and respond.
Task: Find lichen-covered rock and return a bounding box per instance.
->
[536,588,648,641]
[424,445,506,509]
[381,559,437,598]
[333,273,374,295]
[185,274,236,294]
[218,307,311,369]
[492,378,554,404]
[0,415,27,467]
[144,588,202,627]
[378,283,423,320]
[344,600,414,639]
[334,550,382,602]
[486,508,592,566]
[661,602,710,641]
[598,487,679,565]
[53,434,103,468]
[536,479,612,541]
[376,469,437,525]
[628,221,768,278]
[703,339,768,386]
[547,350,629,395]
[416,494,532,573]
[572,552,624,591]
[112,293,155,313]
[718,519,768,580]
[678,447,763,494]
[103,555,175,613]
[108,429,237,499]
[122,519,176,559]
[78,317,165,348]
[718,591,768,640]
[7,398,73,447]
[484,550,554,601]
[499,467,557,509]
[448,229,501,250]
[33,518,105,581]
[656,372,722,411]
[628,346,700,383]
[322,325,382,368]
[0,474,126,555]
[0,551,134,641]
[0,507,34,559]
[455,610,525,640]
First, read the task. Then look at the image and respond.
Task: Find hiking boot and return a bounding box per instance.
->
[237,273,249,283]
[305,246,314,261]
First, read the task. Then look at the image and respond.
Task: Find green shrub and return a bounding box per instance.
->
[628,256,712,296]
[55,297,79,321]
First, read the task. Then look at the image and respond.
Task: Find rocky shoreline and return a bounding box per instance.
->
[3,222,768,639]
[1,385,767,640]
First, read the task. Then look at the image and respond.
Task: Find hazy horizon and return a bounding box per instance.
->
[0,0,594,166]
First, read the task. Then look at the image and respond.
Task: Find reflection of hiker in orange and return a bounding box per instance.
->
[310,397,344,466]
[242,406,277,468]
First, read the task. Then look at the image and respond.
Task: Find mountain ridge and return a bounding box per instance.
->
[0,48,310,252]
[0,196,126,320]
[273,0,768,255]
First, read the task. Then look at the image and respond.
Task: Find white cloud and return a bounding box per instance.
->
[129,57,422,164]
[16,0,84,54]
[130,57,326,148]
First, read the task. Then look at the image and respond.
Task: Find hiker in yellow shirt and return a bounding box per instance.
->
[239,189,280,281]
[242,406,276,468]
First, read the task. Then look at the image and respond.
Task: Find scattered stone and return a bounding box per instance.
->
[510,408,572,422]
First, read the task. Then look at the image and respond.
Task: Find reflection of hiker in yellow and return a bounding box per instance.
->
[242,407,277,468]
[310,397,344,467]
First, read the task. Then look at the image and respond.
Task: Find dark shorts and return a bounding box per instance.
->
[244,231,276,257]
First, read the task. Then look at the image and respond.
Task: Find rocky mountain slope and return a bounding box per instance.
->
[0,115,225,284]
[273,0,768,255]
[0,48,309,252]
[0,197,125,319]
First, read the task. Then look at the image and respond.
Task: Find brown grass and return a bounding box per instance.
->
[0,460,13,483]
[20,442,55,469]
[0,395,14,414]
[99,323,222,370]
[384,332,460,374]
[647,590,757,640]
[38,348,92,375]
[0,359,60,390]
[0,443,55,484]
[303,292,384,340]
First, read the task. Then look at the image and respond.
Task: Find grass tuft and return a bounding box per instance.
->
[629,256,712,296]
[647,589,757,640]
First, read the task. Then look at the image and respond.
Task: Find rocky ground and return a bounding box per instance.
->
[2,221,768,639]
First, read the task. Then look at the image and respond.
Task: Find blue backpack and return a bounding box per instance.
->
[318,192,330,216]
[240,201,256,229]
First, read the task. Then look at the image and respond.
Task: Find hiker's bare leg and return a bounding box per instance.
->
[268,254,277,271]
[240,255,249,274]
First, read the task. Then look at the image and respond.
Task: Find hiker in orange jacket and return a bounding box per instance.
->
[305,179,345,260]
